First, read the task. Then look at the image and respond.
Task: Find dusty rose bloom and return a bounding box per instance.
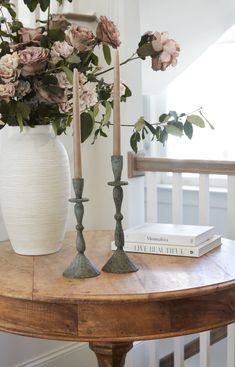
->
[96,16,121,49]
[79,87,97,113]
[151,32,168,52]
[151,32,180,71]
[66,25,94,52]
[19,47,49,76]
[0,53,19,83]
[34,79,68,112]
[49,14,70,31]
[50,41,74,65]
[55,71,72,89]
[0,83,16,102]
[19,27,44,46]
[68,73,97,112]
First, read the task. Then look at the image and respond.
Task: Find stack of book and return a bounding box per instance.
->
[111,223,222,257]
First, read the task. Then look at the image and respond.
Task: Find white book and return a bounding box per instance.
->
[111,235,221,258]
[124,223,215,246]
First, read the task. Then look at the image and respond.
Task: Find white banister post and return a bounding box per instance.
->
[174,336,184,367]
[146,173,158,222]
[227,176,235,239]
[172,173,183,224]
[227,323,235,367]
[200,331,210,367]
[127,176,145,228]
[199,174,210,225]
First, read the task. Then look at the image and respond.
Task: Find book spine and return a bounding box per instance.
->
[112,241,200,256]
[124,233,195,246]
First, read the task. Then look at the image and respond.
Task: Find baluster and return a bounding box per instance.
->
[172,173,183,224]
[147,340,160,367]
[227,323,235,367]
[200,331,210,367]
[174,336,184,367]
[146,172,158,222]
[199,174,210,225]
[227,176,235,239]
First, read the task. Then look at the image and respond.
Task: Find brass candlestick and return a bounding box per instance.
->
[102,155,138,273]
[63,177,100,278]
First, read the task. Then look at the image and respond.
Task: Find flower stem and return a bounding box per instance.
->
[47,0,51,30]
[94,53,139,77]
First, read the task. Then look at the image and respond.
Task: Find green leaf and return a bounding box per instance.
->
[145,121,156,135]
[42,74,58,85]
[91,52,98,66]
[165,125,183,137]
[60,66,73,84]
[184,121,193,139]
[16,102,30,119]
[137,43,154,59]
[101,101,112,126]
[100,130,107,137]
[40,35,50,48]
[23,0,38,12]
[81,112,94,142]
[159,113,168,123]
[134,116,145,131]
[169,110,178,119]
[93,103,99,118]
[48,28,65,42]
[39,0,50,11]
[3,3,16,18]
[159,128,168,144]
[130,132,140,153]
[66,54,81,64]
[16,112,24,131]
[103,44,111,65]
[138,33,151,49]
[199,110,214,129]
[186,114,205,128]
[15,101,30,131]
[52,121,58,135]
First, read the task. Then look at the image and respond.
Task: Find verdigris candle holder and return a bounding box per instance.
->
[102,155,138,273]
[63,177,100,278]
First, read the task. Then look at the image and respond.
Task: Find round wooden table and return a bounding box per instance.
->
[0,231,235,367]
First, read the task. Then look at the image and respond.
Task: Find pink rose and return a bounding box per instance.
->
[151,32,180,71]
[50,41,74,65]
[66,25,94,52]
[0,53,19,83]
[49,14,70,31]
[19,27,44,46]
[0,83,16,102]
[34,79,68,112]
[19,47,49,76]
[96,16,121,49]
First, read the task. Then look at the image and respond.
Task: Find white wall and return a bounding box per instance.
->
[139,0,235,95]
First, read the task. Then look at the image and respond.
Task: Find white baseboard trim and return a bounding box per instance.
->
[15,342,86,367]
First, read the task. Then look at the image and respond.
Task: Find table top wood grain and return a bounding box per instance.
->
[0,230,234,342]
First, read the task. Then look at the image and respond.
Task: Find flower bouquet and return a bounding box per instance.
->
[0,0,211,153]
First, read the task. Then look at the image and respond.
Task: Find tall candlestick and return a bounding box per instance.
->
[73,68,82,178]
[113,49,121,156]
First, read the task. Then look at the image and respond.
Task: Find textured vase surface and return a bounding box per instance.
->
[0,125,71,255]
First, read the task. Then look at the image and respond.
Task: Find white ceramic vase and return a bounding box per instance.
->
[0,125,71,255]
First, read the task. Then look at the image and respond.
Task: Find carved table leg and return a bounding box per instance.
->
[89,341,133,367]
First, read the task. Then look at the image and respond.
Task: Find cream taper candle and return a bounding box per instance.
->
[113,49,121,156]
[73,68,82,178]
